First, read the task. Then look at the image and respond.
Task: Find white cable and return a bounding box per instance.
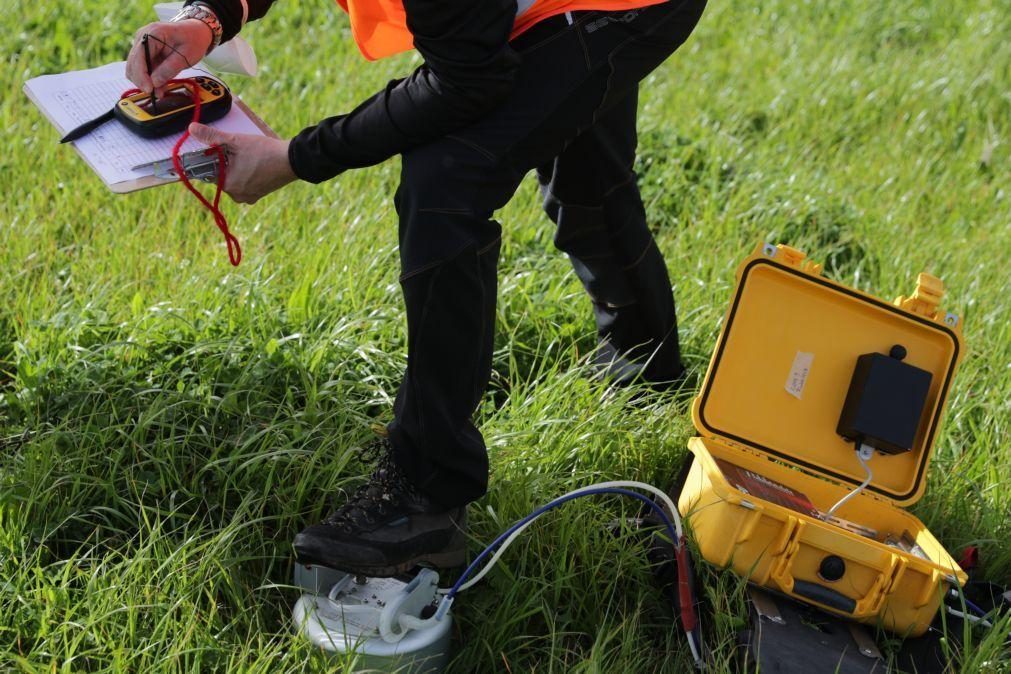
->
[826,444,874,517]
[946,606,993,628]
[437,480,683,595]
[571,481,683,539]
[326,575,352,601]
[687,631,702,667]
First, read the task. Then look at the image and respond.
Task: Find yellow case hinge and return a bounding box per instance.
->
[760,242,823,276]
[724,438,772,462]
[895,273,946,322]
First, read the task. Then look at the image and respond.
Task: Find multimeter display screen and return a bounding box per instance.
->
[139,92,194,115]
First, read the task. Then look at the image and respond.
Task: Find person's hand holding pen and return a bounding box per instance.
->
[125,19,212,99]
[60,17,215,143]
[124,8,297,204]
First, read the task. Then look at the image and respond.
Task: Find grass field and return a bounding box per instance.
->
[3,0,1010,671]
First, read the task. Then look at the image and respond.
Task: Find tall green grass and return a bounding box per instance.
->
[2,0,1009,671]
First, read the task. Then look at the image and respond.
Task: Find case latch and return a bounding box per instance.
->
[895,273,945,321]
[761,242,823,276]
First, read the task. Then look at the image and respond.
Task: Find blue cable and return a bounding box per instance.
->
[962,595,991,619]
[445,487,680,601]
[948,587,992,619]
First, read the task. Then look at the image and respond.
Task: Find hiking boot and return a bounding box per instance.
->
[593,340,687,392]
[293,439,468,577]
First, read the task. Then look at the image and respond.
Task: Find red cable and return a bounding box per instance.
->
[122,79,241,266]
[675,540,698,633]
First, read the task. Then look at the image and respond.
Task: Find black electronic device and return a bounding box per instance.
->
[836,344,932,454]
[113,76,232,138]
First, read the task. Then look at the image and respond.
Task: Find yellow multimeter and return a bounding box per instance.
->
[115,76,232,138]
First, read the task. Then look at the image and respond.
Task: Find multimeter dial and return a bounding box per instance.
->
[114,76,232,139]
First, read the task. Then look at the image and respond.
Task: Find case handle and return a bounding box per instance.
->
[769,524,903,619]
[791,580,857,614]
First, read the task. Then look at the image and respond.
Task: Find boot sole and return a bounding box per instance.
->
[293,509,469,578]
[296,544,467,578]
[346,547,467,578]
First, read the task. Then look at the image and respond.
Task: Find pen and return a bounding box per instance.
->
[143,34,158,111]
[59,109,114,144]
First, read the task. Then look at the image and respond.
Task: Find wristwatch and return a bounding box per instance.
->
[171,3,224,53]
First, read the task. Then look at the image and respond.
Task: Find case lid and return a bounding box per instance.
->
[692,243,963,507]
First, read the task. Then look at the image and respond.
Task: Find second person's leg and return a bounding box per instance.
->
[538,90,683,384]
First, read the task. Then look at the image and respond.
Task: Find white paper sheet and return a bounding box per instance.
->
[25,61,266,187]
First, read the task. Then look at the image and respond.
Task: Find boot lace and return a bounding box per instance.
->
[323,438,421,533]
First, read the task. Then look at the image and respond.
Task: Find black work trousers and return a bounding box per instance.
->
[386,0,706,507]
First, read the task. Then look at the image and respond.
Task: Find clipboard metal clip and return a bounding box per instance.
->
[133,148,223,183]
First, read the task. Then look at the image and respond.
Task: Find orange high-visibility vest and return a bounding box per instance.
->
[335,0,666,61]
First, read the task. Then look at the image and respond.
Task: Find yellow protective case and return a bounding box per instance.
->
[678,242,966,636]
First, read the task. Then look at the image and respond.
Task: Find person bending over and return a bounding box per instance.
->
[126,0,704,576]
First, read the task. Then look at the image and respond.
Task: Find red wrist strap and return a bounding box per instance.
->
[122,79,241,266]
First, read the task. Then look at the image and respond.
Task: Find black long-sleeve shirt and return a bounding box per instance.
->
[188,0,521,183]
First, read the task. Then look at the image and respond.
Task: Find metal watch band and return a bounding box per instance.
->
[171,3,224,53]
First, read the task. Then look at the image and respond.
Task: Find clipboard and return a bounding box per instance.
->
[24,62,276,194]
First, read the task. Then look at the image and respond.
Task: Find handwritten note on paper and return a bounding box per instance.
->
[785,351,814,400]
[25,62,266,187]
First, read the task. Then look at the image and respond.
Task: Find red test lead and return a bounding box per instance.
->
[121,79,241,266]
